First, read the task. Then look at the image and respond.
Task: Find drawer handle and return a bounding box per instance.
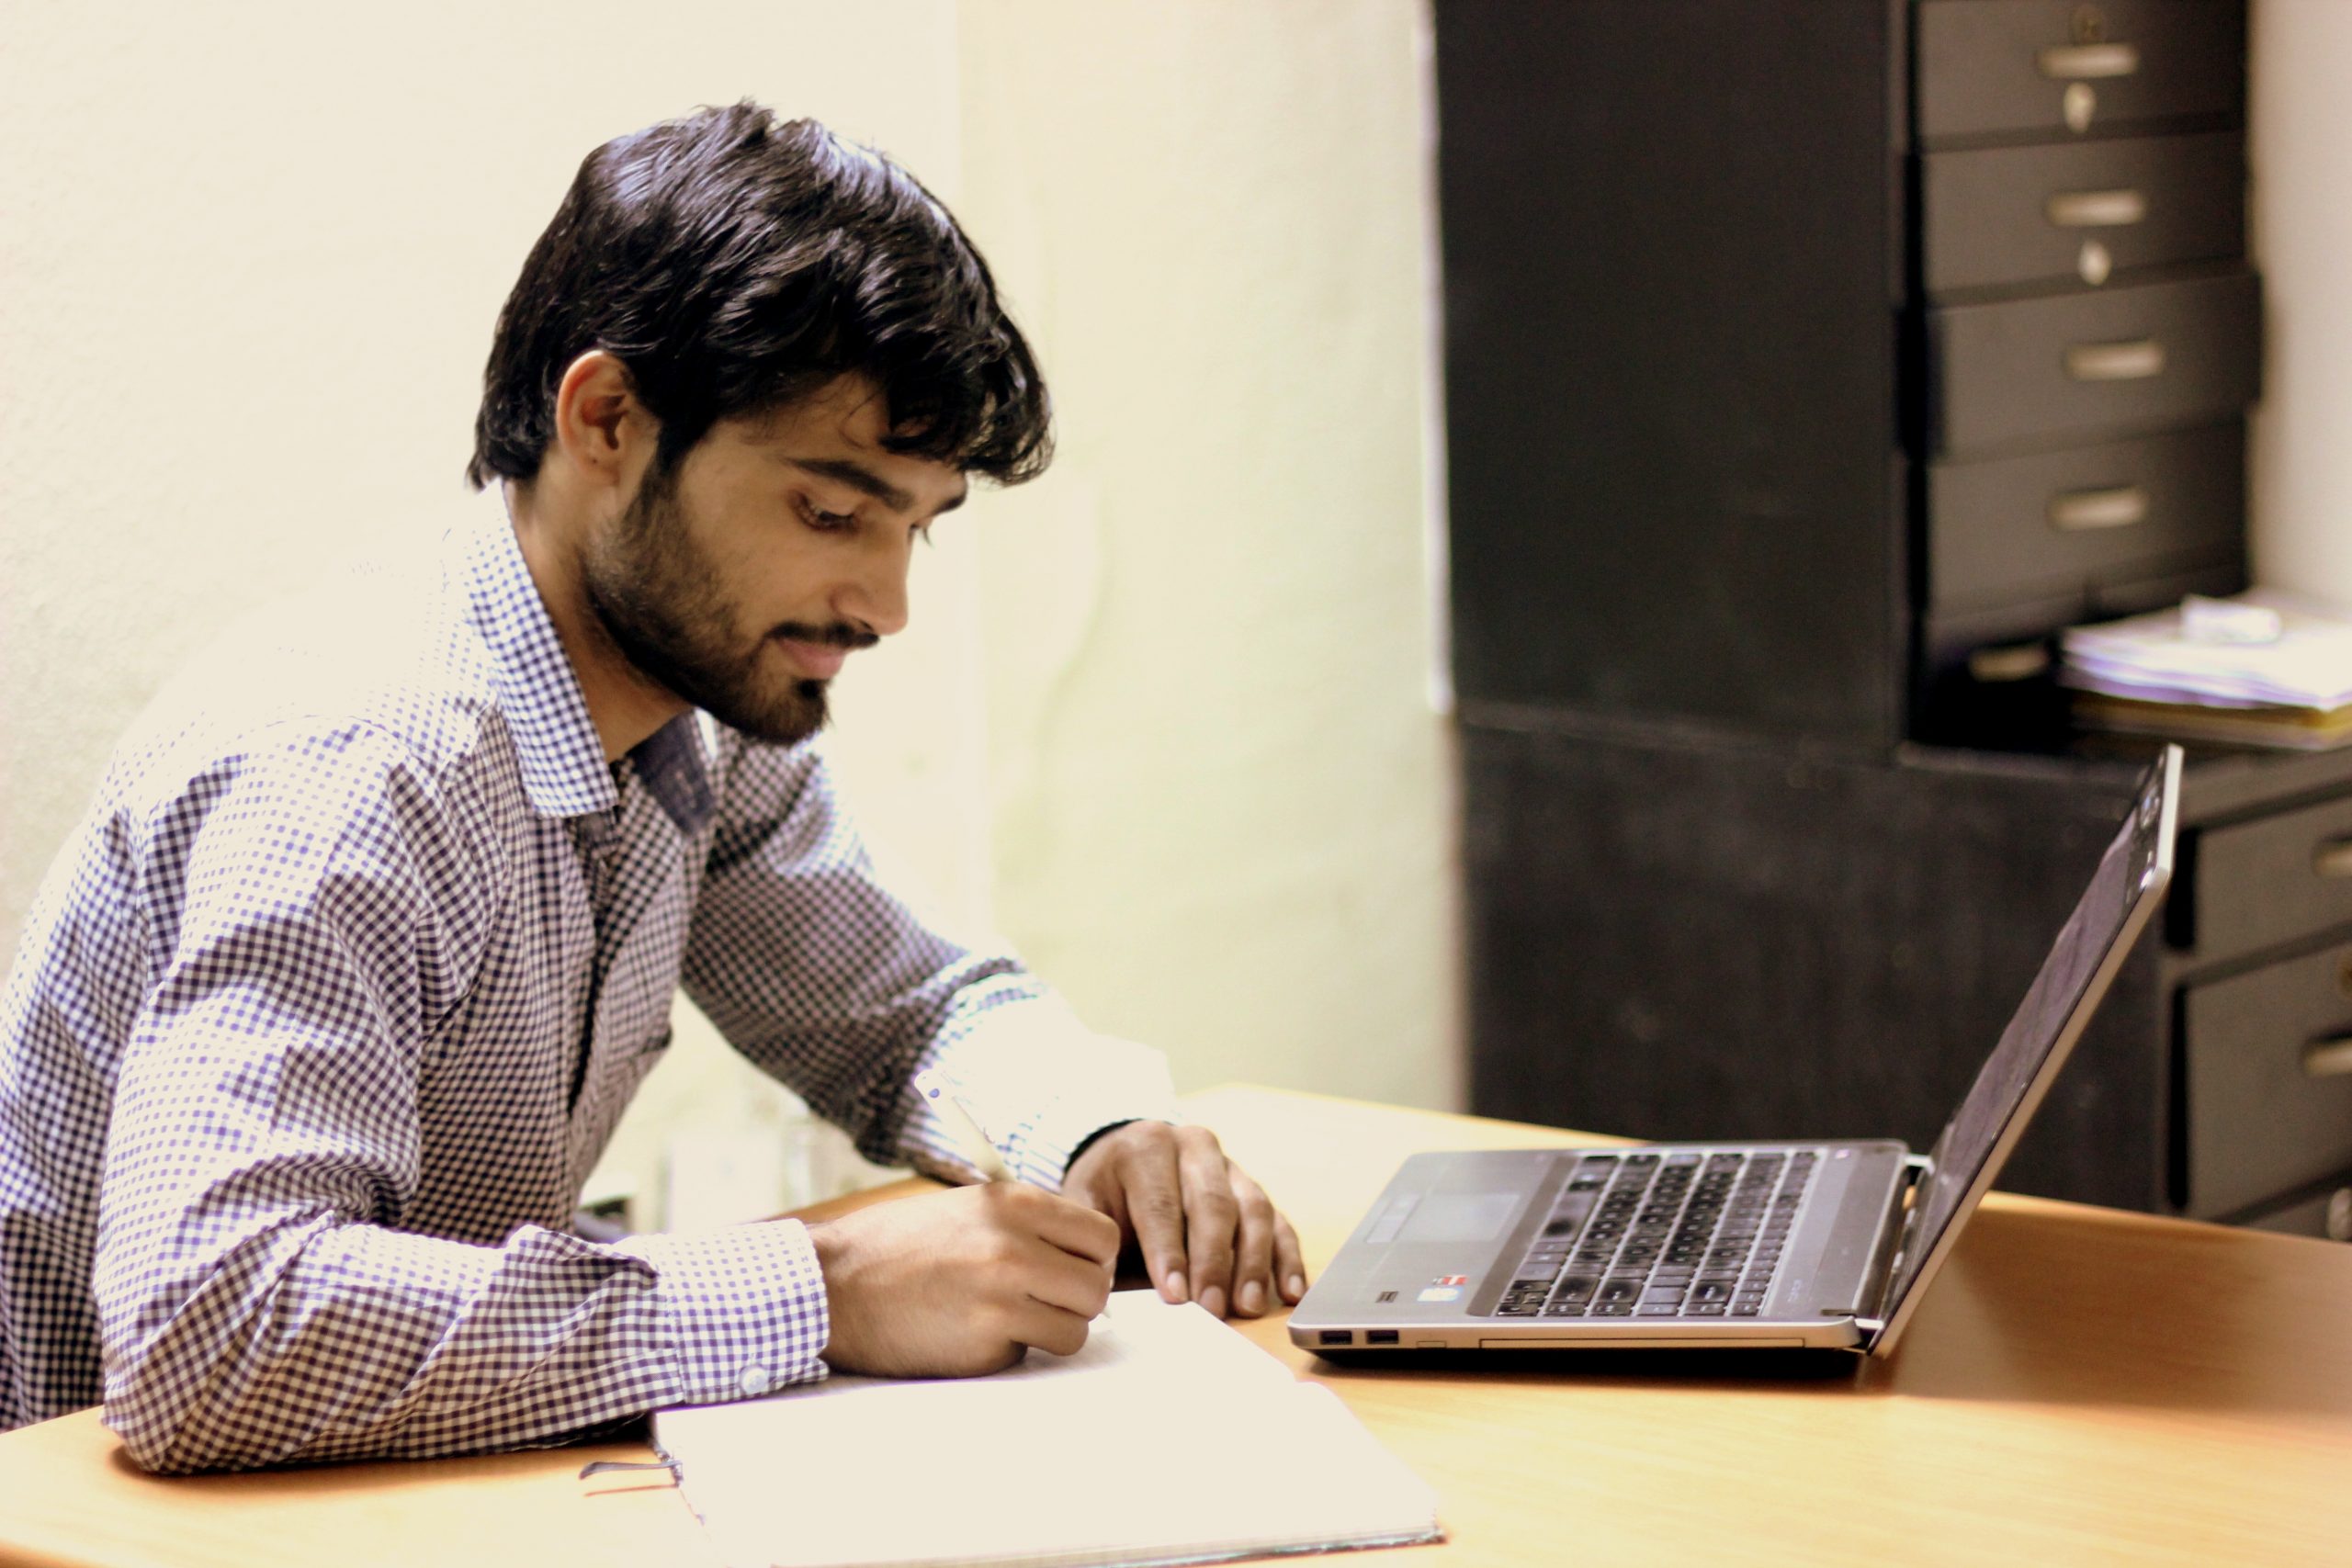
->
[2064,339,2166,381]
[2047,187,2148,229]
[1967,642,2052,683]
[2313,838,2352,879]
[2039,42,2142,80]
[2047,485,2149,532]
[2304,1035,2352,1079]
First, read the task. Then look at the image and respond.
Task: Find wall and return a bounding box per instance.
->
[956,2,1455,1111]
[2248,0,2352,603]
[0,2,1457,1224]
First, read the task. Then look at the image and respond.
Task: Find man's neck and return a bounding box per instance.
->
[503,479,687,762]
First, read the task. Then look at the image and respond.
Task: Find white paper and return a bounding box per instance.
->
[653,1293,1439,1568]
[2060,591,2352,710]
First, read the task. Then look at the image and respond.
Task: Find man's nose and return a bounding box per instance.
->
[836,543,911,640]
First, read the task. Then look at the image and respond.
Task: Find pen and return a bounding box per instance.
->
[913,1069,1012,1183]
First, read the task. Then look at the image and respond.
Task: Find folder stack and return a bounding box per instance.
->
[2060,592,2352,750]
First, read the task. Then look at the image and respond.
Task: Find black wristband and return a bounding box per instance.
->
[1063,1119,1143,1177]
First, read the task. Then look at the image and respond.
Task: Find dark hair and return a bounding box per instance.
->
[467,103,1050,490]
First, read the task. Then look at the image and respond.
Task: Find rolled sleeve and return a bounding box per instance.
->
[910,983,1183,1190]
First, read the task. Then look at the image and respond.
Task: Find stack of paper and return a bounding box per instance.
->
[2059,592,2352,750]
[652,1292,1442,1568]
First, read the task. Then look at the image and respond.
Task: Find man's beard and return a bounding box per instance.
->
[578,467,871,748]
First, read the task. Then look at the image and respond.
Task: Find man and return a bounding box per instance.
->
[0,102,1304,1472]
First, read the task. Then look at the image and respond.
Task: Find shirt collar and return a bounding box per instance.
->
[459,485,716,834]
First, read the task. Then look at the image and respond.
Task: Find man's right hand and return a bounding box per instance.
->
[806,1183,1120,1378]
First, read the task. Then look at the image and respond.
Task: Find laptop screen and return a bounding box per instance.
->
[1872,748,2179,1347]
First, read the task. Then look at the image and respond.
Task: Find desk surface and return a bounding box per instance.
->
[3,1086,2348,1568]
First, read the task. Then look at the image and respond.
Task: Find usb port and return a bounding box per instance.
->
[1318,1330,1353,1347]
[1365,1329,1399,1346]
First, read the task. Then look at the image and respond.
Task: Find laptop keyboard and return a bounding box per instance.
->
[1490,1149,1818,1320]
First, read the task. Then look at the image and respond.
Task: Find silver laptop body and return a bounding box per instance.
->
[1291,746,2180,1357]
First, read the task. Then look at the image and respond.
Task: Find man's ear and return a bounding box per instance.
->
[550,351,658,493]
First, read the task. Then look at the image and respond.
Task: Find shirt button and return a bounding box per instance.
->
[738,1364,771,1397]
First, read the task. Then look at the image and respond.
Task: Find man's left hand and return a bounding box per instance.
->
[1060,1122,1306,1319]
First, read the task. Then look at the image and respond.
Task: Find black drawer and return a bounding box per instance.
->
[1916,555,2240,743]
[2181,792,2352,966]
[1923,131,2244,295]
[2084,555,2241,620]
[2183,941,2352,1217]
[1930,269,2260,456]
[1917,0,2245,146]
[1928,423,2243,611]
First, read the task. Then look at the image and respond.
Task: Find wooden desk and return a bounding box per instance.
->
[3,1086,2348,1567]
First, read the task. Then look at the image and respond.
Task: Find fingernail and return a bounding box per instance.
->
[1285,1273,1306,1301]
[1201,1286,1227,1318]
[1239,1280,1264,1314]
[1165,1270,1187,1303]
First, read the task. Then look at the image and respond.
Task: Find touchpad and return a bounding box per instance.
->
[1396,1191,1519,1244]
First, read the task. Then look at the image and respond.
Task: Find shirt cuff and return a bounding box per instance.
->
[613,1220,831,1405]
[916,989,1182,1192]
[1005,1063,1183,1190]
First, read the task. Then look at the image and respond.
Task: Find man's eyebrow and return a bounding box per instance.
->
[789,457,967,516]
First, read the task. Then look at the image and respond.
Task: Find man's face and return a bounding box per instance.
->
[578,375,967,746]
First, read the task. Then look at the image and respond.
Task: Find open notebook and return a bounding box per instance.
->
[651,1292,1442,1568]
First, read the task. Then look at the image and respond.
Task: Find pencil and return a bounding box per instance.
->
[912,1068,1012,1183]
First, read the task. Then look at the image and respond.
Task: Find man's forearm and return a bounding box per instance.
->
[99,1214,829,1472]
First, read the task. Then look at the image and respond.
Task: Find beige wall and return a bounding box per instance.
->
[2249,0,2352,603]
[956,3,1455,1111]
[0,3,1458,1221]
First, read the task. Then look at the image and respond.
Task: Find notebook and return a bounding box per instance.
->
[652,1292,1442,1568]
[1291,745,2180,1358]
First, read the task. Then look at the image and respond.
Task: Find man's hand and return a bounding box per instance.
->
[1060,1122,1306,1320]
[808,1182,1119,1377]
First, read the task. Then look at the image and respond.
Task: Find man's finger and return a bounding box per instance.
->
[1003,1295,1096,1359]
[1177,1128,1239,1318]
[1227,1168,1277,1317]
[1012,1232,1116,1322]
[1116,1133,1193,1303]
[1272,1213,1309,1303]
[1021,1189,1123,1268]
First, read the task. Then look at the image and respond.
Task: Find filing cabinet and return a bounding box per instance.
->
[1457,715,2352,1220]
[1441,0,2258,745]
[1436,1,2352,1226]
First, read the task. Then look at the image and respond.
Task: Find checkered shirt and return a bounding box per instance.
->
[0,491,1174,1472]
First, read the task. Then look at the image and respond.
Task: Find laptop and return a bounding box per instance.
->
[1291,744,2181,1358]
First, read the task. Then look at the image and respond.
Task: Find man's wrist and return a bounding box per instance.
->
[1063,1118,1143,1179]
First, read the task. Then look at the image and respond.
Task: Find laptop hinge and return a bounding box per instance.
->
[1854,1155,1934,1347]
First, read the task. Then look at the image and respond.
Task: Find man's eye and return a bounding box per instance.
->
[799,500,857,532]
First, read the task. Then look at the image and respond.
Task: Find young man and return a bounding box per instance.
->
[0,103,1303,1472]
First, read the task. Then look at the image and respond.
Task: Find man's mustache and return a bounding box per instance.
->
[770,622,879,650]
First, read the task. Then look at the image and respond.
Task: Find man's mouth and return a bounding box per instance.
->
[774,637,851,680]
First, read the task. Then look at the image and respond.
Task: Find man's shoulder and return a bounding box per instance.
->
[106,531,513,827]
